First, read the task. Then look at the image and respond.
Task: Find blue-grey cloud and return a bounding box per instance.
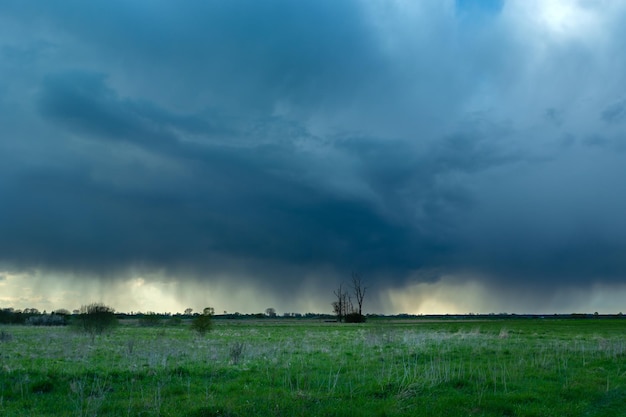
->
[1,1,626,310]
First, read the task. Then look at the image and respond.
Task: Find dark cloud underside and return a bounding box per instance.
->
[1,1,626,308]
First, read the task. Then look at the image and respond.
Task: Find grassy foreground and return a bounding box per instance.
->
[1,319,625,416]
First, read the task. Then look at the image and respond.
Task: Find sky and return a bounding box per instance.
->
[1,0,626,315]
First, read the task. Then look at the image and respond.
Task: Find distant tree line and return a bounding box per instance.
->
[2,305,625,327]
[0,308,70,325]
[0,306,336,326]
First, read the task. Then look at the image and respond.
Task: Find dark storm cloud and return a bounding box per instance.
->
[0,67,391,274]
[13,68,468,280]
[4,69,521,285]
[2,0,626,308]
[0,0,384,116]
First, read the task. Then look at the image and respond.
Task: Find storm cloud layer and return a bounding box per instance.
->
[1,1,626,312]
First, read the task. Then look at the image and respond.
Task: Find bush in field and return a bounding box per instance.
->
[138,312,162,327]
[75,303,118,338]
[344,312,366,323]
[190,307,213,335]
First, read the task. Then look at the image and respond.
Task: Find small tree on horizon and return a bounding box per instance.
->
[333,273,367,323]
[333,283,353,322]
[351,272,367,317]
[191,306,214,335]
[75,303,118,340]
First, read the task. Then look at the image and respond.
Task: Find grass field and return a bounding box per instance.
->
[1,318,625,416]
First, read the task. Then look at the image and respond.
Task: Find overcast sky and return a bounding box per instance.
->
[1,0,626,314]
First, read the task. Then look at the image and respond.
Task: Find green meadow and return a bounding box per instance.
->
[1,319,625,416]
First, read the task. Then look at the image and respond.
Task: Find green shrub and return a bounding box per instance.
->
[138,312,162,327]
[190,309,213,335]
[74,303,118,338]
[344,313,366,323]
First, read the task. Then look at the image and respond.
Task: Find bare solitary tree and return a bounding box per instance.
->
[333,273,368,323]
[332,284,344,322]
[351,272,367,316]
[333,283,355,322]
